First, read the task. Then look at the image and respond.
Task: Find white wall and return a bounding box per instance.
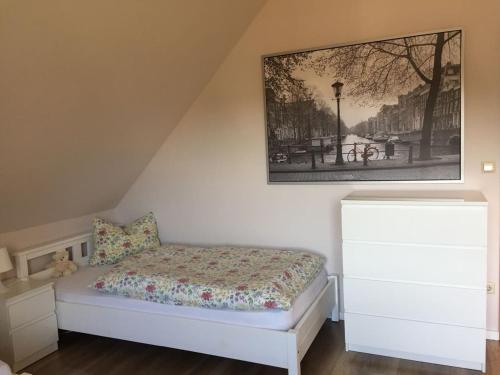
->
[115,0,500,332]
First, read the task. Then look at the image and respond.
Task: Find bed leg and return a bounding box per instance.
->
[287,330,301,375]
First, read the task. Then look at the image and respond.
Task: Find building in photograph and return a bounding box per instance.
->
[369,63,461,145]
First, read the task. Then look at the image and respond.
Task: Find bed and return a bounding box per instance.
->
[14,233,339,375]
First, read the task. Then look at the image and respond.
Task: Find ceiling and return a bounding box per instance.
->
[0,0,266,233]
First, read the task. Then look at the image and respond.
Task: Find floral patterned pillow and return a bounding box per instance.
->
[89,212,161,266]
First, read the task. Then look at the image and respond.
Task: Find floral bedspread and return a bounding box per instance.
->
[91,245,325,311]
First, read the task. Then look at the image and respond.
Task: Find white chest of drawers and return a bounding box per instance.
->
[341,191,487,372]
[0,279,58,372]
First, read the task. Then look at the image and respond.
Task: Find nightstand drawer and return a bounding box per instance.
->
[12,314,58,362]
[9,288,55,329]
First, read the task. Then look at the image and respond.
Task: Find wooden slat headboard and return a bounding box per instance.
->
[13,232,93,280]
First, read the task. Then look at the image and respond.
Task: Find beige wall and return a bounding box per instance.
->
[119,0,498,332]
[0,0,265,233]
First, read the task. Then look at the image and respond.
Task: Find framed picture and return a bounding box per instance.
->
[263,29,463,183]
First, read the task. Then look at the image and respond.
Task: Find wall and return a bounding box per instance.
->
[0,0,265,233]
[115,0,500,332]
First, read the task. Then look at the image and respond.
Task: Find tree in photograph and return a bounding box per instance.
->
[311,31,461,160]
[264,55,309,144]
[263,53,307,100]
[264,54,348,147]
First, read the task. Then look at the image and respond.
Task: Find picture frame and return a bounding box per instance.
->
[262,29,464,183]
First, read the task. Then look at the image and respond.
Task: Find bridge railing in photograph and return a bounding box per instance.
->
[269,141,458,170]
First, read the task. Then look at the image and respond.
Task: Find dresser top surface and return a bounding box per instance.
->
[342,191,487,206]
[0,278,53,303]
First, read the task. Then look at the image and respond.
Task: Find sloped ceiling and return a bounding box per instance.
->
[0,0,266,232]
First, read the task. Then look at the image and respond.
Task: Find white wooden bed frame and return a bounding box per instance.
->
[14,233,339,375]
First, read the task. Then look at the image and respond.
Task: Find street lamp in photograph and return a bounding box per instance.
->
[331,80,344,166]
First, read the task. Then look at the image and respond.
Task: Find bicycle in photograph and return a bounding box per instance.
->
[346,142,380,162]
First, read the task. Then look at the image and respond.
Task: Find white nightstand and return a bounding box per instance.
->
[0,279,58,372]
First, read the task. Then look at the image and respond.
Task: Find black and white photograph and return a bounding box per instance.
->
[264,30,463,183]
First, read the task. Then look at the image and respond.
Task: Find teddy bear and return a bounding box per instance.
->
[49,250,78,278]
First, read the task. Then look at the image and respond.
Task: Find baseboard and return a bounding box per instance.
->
[487,330,499,341]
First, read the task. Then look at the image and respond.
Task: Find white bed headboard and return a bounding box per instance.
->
[13,232,93,280]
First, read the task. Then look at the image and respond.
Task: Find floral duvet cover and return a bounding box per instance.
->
[91,245,325,311]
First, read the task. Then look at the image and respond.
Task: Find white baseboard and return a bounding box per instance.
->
[487,330,499,341]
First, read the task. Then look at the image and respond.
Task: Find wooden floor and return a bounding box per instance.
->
[25,321,500,375]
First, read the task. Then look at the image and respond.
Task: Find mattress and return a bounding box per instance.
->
[55,265,328,331]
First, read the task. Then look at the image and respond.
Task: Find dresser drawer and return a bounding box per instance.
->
[342,204,487,247]
[9,288,55,329]
[12,314,58,362]
[342,241,487,288]
[345,313,485,365]
[344,278,486,328]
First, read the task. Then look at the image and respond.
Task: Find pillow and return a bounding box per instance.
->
[89,212,161,266]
